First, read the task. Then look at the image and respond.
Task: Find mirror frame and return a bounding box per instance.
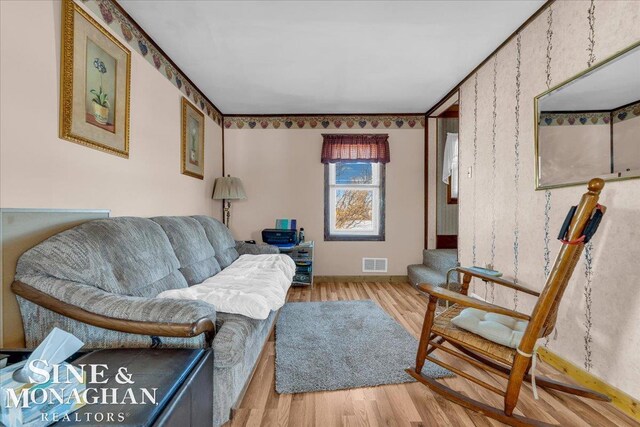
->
[534,40,640,190]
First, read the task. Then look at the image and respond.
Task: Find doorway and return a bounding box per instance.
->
[435,104,459,248]
[425,92,459,250]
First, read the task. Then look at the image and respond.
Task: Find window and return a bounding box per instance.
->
[324,161,385,241]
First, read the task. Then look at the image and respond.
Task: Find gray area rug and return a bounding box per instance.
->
[275,300,452,394]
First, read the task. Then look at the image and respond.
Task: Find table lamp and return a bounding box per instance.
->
[212,175,246,227]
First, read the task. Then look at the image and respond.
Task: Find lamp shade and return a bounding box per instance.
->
[212,175,246,200]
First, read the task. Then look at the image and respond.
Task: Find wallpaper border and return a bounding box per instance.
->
[539,111,610,126]
[612,101,640,124]
[223,115,425,130]
[539,101,640,126]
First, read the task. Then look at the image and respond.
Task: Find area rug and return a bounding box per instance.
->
[275,300,452,393]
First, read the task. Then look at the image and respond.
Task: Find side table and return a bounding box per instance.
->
[279,241,314,287]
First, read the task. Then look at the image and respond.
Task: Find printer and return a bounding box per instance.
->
[262,228,298,247]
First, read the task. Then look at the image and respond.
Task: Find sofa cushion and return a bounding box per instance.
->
[16,217,187,297]
[151,216,221,285]
[191,216,239,268]
[235,241,280,256]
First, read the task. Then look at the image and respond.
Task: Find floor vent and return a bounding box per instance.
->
[362,258,388,273]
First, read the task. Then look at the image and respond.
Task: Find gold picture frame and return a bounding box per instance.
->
[181,97,205,179]
[60,0,131,158]
[533,40,640,190]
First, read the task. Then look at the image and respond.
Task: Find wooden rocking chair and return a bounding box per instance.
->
[407,178,610,427]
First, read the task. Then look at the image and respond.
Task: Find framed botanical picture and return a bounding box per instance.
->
[60,0,130,157]
[181,97,205,179]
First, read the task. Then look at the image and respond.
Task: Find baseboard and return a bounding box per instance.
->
[314,275,409,283]
[538,347,639,421]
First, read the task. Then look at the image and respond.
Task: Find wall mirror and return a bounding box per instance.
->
[535,41,640,189]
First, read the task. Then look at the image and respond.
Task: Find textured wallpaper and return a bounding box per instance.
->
[457,0,640,397]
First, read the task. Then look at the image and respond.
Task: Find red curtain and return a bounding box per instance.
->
[321,134,390,164]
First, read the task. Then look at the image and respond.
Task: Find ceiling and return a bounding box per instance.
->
[119,1,545,115]
[540,45,640,111]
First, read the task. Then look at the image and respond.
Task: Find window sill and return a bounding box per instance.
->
[324,234,385,242]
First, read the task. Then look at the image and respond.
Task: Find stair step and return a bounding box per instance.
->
[408,264,447,287]
[422,249,458,273]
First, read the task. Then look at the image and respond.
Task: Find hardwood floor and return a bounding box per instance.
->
[228,282,637,427]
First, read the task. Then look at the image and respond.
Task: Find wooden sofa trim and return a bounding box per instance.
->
[11,281,216,343]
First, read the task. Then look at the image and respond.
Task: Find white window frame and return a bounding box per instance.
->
[324,162,385,241]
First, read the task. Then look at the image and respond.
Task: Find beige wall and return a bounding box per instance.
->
[613,116,640,174]
[224,128,424,275]
[538,124,611,186]
[458,0,640,397]
[0,0,223,218]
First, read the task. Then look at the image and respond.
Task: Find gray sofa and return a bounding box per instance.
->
[13,215,280,427]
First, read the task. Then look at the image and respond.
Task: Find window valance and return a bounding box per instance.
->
[321,134,390,164]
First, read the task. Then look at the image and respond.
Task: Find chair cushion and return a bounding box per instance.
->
[15,217,187,297]
[451,307,527,349]
[151,216,221,285]
[432,304,517,365]
[191,216,239,268]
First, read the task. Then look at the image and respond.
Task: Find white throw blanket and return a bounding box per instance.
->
[157,254,296,320]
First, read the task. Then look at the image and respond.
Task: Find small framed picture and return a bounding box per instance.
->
[59,0,131,157]
[181,97,205,179]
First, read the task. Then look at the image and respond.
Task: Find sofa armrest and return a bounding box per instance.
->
[235,241,280,256]
[12,278,217,341]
